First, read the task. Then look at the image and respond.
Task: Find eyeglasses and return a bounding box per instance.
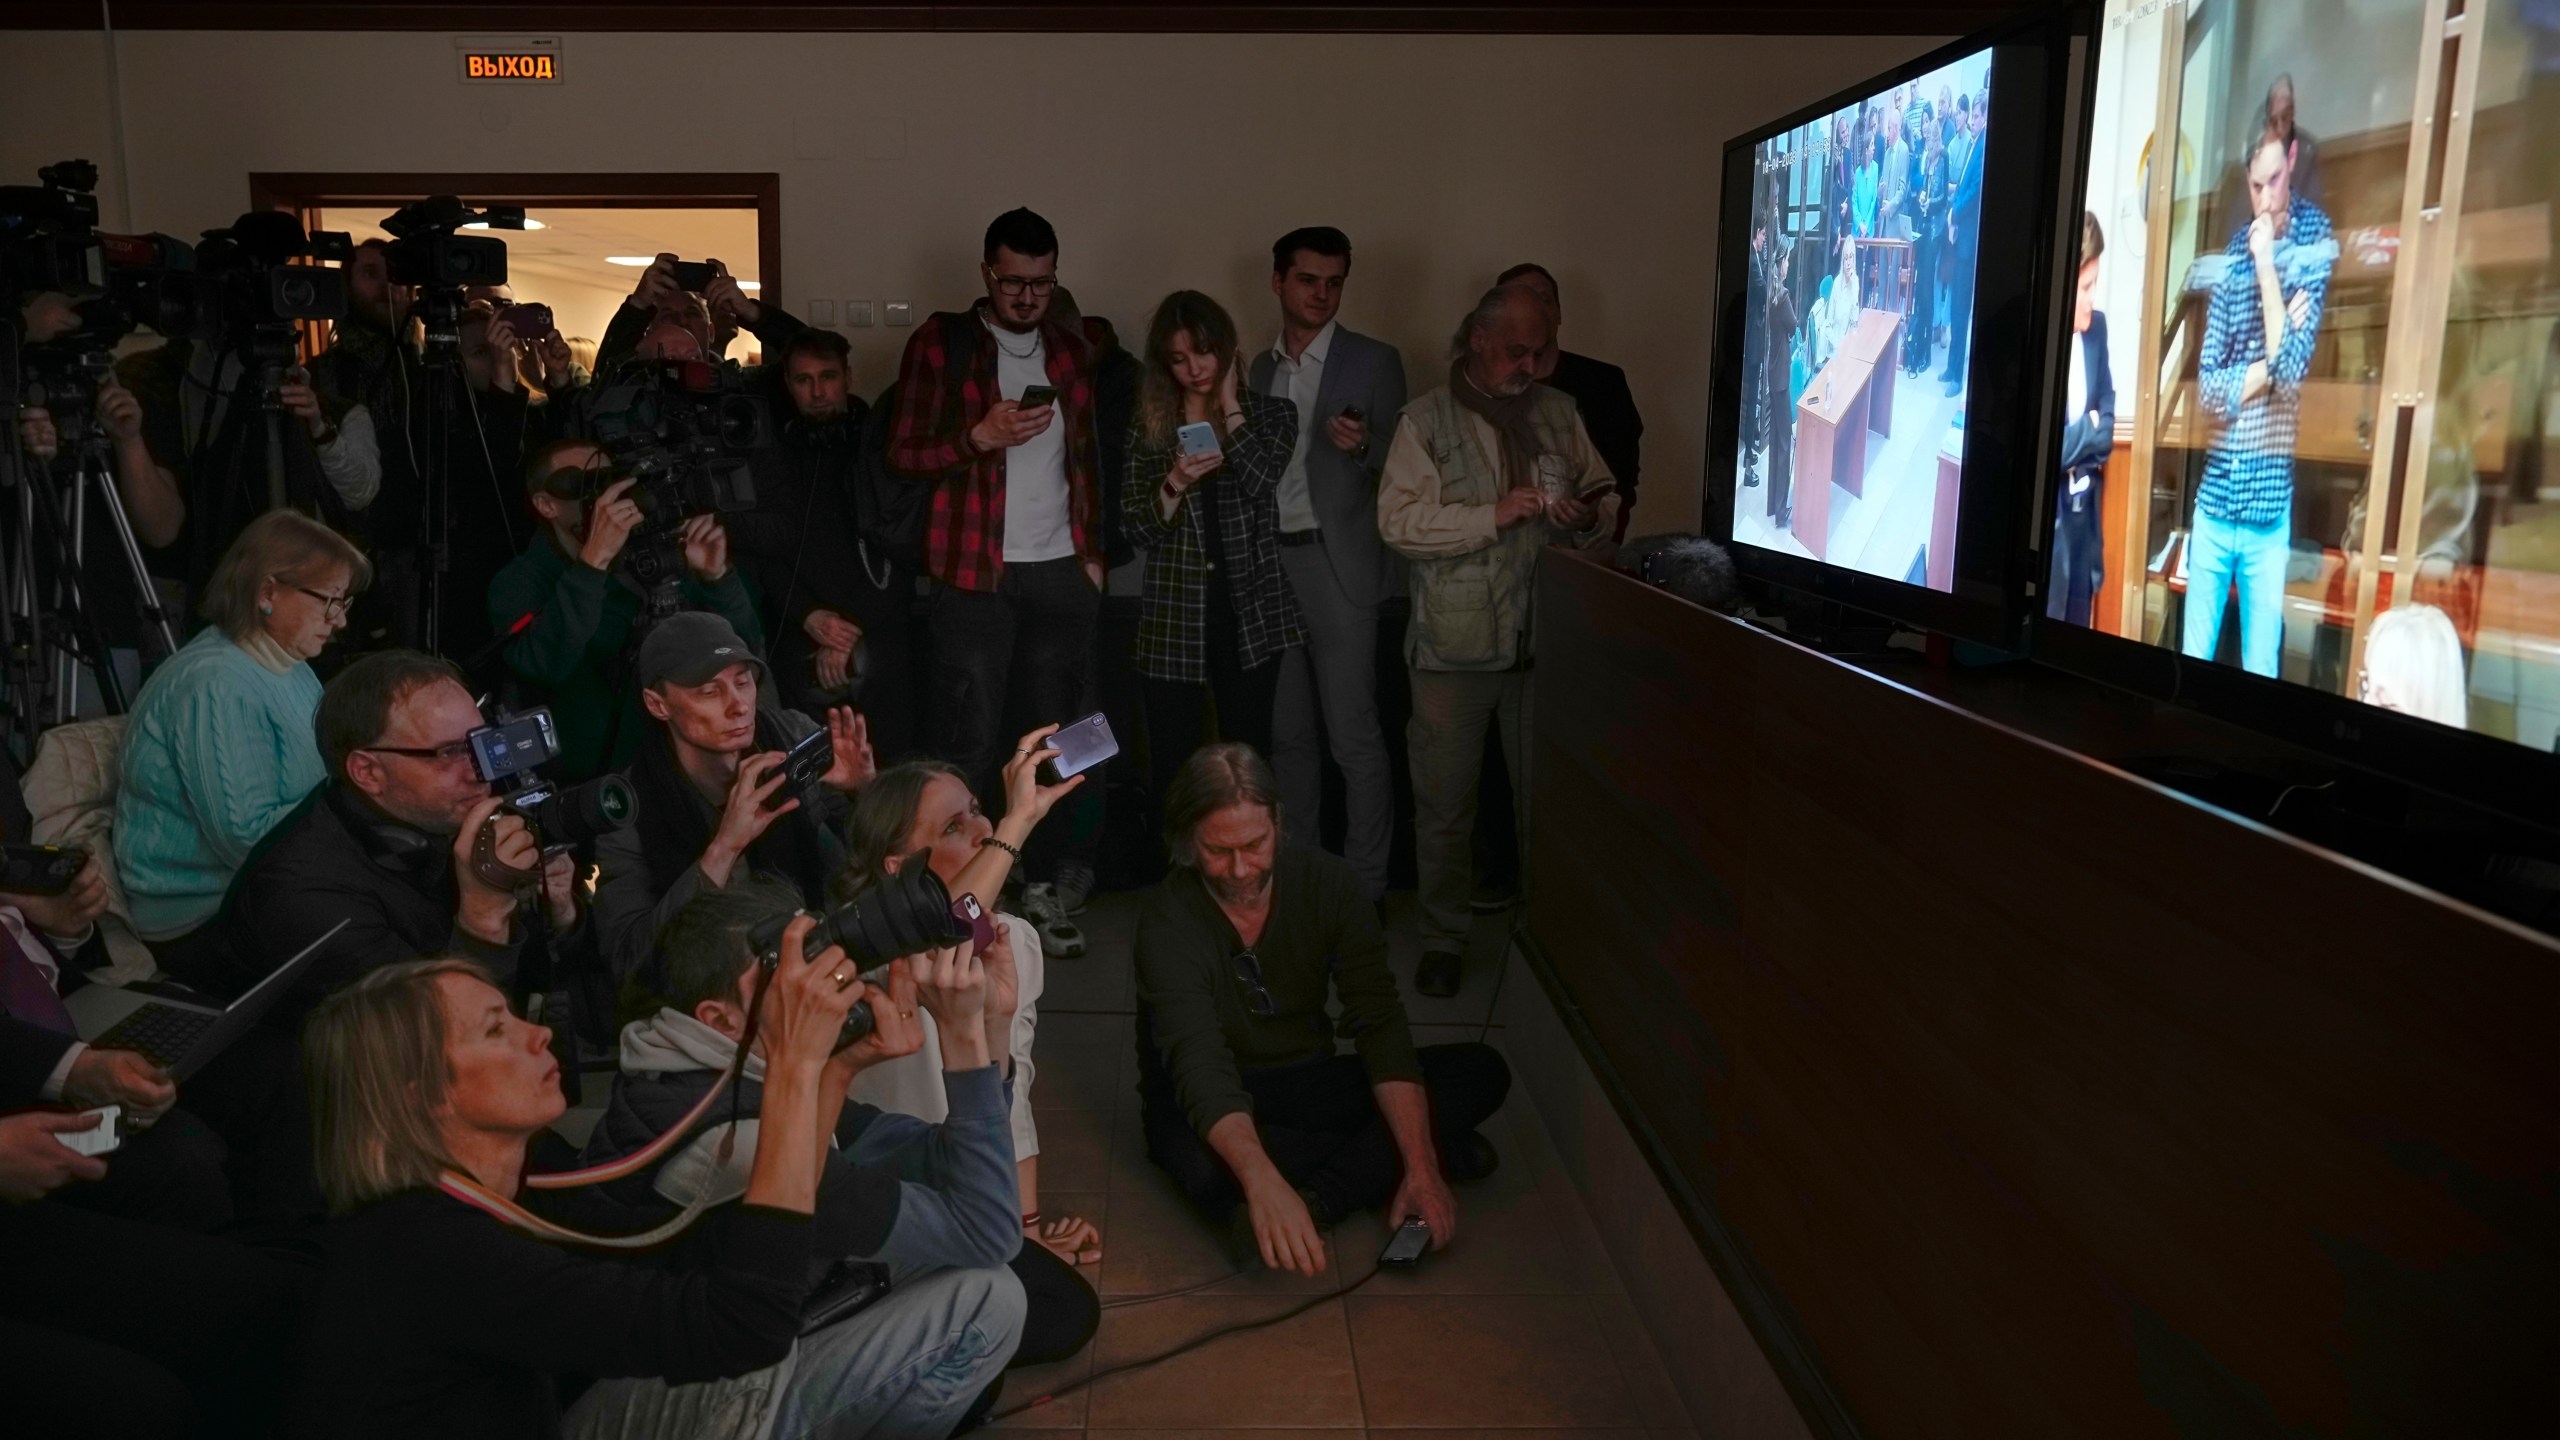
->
[989,273,1058,298]
[1228,946,1278,1018]
[360,739,475,765]
[295,586,354,619]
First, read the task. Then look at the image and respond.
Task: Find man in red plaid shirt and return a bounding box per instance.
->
[887,208,1106,866]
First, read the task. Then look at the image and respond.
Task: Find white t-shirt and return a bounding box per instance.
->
[992,321,1076,563]
[1267,320,1337,533]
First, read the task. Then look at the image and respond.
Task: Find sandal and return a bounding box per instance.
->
[1027,1213,1103,1266]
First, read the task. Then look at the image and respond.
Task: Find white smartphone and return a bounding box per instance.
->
[1176,421,1222,458]
[57,1104,121,1157]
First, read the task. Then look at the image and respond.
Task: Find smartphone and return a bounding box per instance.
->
[57,1105,121,1158]
[1379,1216,1431,1266]
[763,726,836,811]
[1043,712,1119,782]
[950,892,998,953]
[1339,404,1365,422]
[496,302,557,341]
[1017,384,1059,409]
[1176,421,1222,458]
[671,260,715,293]
[0,843,88,897]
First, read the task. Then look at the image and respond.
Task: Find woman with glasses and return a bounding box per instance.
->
[115,511,370,969]
[829,734,1108,1278]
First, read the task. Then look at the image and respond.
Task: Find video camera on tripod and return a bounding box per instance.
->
[583,361,768,611]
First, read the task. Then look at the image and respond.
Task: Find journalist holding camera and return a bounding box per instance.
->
[202,650,582,1017]
[489,439,766,781]
[291,913,1021,1438]
[593,613,877,989]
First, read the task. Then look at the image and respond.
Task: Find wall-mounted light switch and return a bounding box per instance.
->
[885,301,914,327]
[848,300,875,327]
[809,299,837,326]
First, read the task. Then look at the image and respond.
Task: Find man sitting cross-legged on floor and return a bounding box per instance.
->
[1134,743,1510,1275]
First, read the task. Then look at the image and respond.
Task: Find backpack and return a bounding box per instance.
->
[859,313,979,572]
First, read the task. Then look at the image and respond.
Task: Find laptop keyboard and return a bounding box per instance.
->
[91,1003,218,1071]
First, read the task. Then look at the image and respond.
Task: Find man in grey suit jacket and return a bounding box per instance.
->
[1249,227,1410,901]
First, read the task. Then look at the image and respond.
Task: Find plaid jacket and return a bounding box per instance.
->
[2196,195,2334,528]
[1122,388,1307,684]
[885,301,1102,592]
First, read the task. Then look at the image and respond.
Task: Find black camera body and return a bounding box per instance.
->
[0,160,107,299]
[751,862,975,1051]
[469,708,635,852]
[587,360,767,601]
[382,195,518,291]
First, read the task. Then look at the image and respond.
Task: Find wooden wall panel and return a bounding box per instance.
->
[1525,555,2559,1439]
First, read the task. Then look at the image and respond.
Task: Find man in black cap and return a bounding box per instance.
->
[592,611,879,985]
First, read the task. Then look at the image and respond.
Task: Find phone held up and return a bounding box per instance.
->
[1176,421,1222,459]
[1016,384,1059,410]
[0,843,87,897]
[763,726,836,812]
[1042,712,1119,784]
[671,260,716,293]
[496,302,557,342]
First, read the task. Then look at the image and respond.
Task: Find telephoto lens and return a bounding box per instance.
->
[752,856,973,1048]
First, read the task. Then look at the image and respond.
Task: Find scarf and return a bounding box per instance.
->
[1448,358,1544,494]
[630,712,837,908]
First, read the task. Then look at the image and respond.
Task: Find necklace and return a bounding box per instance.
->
[989,322,1042,361]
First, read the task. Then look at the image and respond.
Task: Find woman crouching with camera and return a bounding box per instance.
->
[291,937,1021,1440]
[832,726,1103,1280]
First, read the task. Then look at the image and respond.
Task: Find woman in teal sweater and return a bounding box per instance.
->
[116,511,369,958]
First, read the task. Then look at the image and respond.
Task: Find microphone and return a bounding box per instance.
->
[1616,533,1740,613]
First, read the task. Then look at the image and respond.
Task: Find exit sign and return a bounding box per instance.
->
[456,36,563,85]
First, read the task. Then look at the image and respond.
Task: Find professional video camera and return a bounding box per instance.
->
[467,707,637,862]
[584,361,768,606]
[748,862,993,1049]
[381,194,516,293]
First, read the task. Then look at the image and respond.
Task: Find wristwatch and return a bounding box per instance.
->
[311,417,341,449]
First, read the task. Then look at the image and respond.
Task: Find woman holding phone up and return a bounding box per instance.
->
[1122,291,1305,827]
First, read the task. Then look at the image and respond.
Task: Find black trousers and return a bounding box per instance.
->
[0,1197,299,1438]
[1006,1230,1100,1367]
[1143,1043,1512,1223]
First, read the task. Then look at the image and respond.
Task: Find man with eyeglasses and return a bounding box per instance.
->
[1133,744,1510,1277]
[204,649,581,1022]
[886,207,1104,897]
[489,438,765,780]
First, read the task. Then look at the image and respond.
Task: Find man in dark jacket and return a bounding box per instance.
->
[206,650,578,1018]
[488,438,765,781]
[591,612,875,988]
[732,327,922,761]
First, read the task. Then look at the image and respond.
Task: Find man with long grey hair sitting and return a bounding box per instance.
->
[1132,743,1511,1276]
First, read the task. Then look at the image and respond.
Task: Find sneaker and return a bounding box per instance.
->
[1052,860,1095,915]
[1415,950,1463,998]
[1019,882,1065,926]
[1017,883,1088,959]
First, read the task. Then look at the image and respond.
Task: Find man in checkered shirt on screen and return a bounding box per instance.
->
[2182,122,2334,678]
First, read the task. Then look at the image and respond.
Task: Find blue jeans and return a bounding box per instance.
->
[2181,509,2290,678]
[564,1263,1025,1440]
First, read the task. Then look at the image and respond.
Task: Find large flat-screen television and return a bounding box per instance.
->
[2032,0,2560,829]
[1705,9,2080,647]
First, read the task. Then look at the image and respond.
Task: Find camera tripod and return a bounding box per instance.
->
[0,335,179,756]
[400,284,516,656]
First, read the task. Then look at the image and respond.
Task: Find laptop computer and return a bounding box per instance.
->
[65,918,351,1079]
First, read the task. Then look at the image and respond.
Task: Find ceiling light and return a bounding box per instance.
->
[738,281,761,291]
[463,218,546,231]
[606,256,654,266]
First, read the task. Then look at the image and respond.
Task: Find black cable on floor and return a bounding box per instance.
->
[994,1261,1390,1422]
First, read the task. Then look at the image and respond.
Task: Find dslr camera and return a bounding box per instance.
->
[749,863,996,1050]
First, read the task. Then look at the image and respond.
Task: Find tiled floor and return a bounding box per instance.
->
[563,888,1694,1438]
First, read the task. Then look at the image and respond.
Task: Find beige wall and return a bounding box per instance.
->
[2,27,1939,533]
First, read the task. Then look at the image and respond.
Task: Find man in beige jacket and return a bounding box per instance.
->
[1377,285,1617,997]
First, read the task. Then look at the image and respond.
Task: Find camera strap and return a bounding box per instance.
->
[471,811,544,894]
[437,943,781,1249]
